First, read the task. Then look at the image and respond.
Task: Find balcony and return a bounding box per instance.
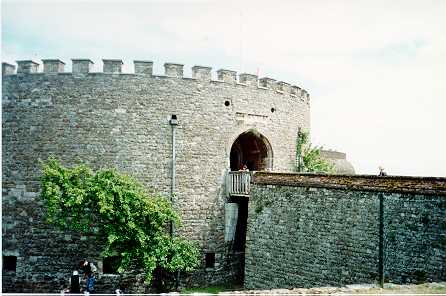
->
[227,171,252,197]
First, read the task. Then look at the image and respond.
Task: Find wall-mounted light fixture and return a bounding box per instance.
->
[169,114,178,126]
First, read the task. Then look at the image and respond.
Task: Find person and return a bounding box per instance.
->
[239,164,249,171]
[61,287,70,295]
[378,166,387,176]
[79,260,97,293]
[70,270,81,293]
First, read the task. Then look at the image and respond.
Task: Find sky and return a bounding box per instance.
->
[2,0,446,177]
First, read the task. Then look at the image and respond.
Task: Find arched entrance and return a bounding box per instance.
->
[230,130,273,171]
[226,130,273,285]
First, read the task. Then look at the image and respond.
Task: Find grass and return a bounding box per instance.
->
[180,285,230,294]
[181,286,224,294]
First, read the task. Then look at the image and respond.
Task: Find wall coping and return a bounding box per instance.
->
[252,172,446,196]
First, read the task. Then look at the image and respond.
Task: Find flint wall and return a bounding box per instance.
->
[245,173,446,289]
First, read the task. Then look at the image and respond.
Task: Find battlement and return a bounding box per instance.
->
[2,58,310,100]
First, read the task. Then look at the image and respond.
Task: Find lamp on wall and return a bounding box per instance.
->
[169,114,178,126]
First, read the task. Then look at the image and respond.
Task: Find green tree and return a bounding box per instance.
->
[40,157,199,287]
[296,130,335,173]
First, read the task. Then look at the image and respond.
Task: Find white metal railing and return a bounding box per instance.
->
[227,171,252,196]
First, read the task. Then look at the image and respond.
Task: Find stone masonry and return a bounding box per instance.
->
[245,172,446,289]
[2,59,310,292]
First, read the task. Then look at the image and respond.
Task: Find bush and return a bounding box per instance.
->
[40,157,200,286]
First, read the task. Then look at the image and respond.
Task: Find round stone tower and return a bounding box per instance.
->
[1,59,310,292]
[320,150,355,175]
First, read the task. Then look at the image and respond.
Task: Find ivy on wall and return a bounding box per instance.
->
[295,130,335,174]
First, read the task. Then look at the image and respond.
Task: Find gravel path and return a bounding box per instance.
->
[215,282,446,295]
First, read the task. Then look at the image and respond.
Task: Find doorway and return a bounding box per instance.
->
[228,196,248,285]
[230,130,273,171]
[227,130,273,286]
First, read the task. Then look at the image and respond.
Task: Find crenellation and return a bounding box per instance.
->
[134,60,153,75]
[239,73,258,87]
[259,77,276,90]
[133,60,153,76]
[301,89,310,101]
[192,65,212,81]
[276,81,291,94]
[297,86,303,97]
[103,59,123,73]
[2,59,309,101]
[164,63,184,78]
[217,69,237,84]
[2,62,16,76]
[42,59,65,73]
[290,85,297,96]
[72,59,94,74]
[16,60,39,74]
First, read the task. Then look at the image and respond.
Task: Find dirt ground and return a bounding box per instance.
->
[214,282,446,295]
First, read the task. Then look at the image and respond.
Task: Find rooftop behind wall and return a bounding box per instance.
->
[1,58,310,101]
[320,150,347,160]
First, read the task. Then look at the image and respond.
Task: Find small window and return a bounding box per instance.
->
[103,256,120,274]
[205,253,215,268]
[3,256,17,272]
[224,100,231,106]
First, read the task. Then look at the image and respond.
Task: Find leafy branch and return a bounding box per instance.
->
[295,130,335,173]
[40,157,199,286]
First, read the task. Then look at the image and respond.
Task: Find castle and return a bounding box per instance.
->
[3,59,445,293]
[2,58,310,292]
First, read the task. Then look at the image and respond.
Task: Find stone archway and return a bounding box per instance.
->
[229,130,273,171]
[226,130,273,285]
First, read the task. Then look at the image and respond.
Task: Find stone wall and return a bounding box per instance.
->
[245,172,446,289]
[2,60,310,292]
